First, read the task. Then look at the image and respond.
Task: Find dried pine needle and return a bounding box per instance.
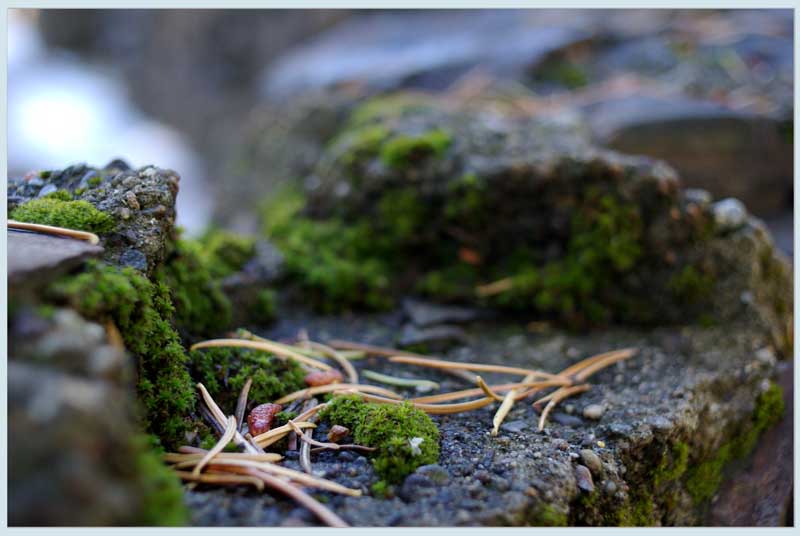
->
[192,415,237,477]
[362,369,440,392]
[388,355,559,379]
[537,384,591,431]
[191,338,331,371]
[355,392,496,414]
[173,470,264,491]
[235,377,253,433]
[476,375,504,402]
[288,420,340,450]
[275,383,403,404]
[252,421,316,447]
[475,276,514,297]
[491,373,538,436]
[412,379,570,403]
[8,219,101,244]
[306,340,359,384]
[328,339,478,383]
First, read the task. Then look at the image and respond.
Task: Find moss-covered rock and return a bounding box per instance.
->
[8,161,180,276]
[47,261,197,449]
[261,93,791,336]
[10,197,115,234]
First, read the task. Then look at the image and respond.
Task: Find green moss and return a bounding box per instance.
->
[686,383,784,505]
[10,197,115,233]
[155,238,232,337]
[249,289,277,324]
[43,189,73,201]
[347,94,435,128]
[486,192,643,327]
[262,188,395,312]
[189,347,306,412]
[654,441,689,487]
[668,266,714,304]
[531,504,568,526]
[133,434,188,526]
[379,129,452,169]
[335,125,391,168]
[535,59,589,89]
[48,261,196,448]
[417,263,481,301]
[321,394,440,485]
[38,170,52,179]
[88,175,103,187]
[196,228,257,279]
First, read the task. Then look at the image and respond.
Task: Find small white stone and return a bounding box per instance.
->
[583,404,605,420]
[409,437,424,456]
[712,198,748,230]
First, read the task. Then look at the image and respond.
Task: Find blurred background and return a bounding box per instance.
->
[7,9,794,254]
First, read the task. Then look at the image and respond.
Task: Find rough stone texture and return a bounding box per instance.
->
[185,310,786,526]
[584,95,792,216]
[8,230,103,291]
[708,360,794,526]
[7,307,149,525]
[7,161,180,275]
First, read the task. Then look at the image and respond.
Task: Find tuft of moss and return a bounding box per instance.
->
[380,129,452,169]
[262,188,394,312]
[653,441,690,488]
[48,261,196,448]
[189,347,306,412]
[133,434,188,526]
[321,394,440,485]
[195,228,257,279]
[155,238,233,337]
[44,189,74,201]
[531,504,569,526]
[10,197,115,233]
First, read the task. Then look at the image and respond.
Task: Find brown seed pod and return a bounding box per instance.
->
[247,403,283,436]
[327,425,350,443]
[304,369,344,387]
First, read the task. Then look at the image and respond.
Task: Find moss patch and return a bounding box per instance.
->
[10,197,115,234]
[155,238,233,338]
[320,394,440,485]
[48,261,196,449]
[189,346,306,412]
[380,129,452,169]
[685,383,785,505]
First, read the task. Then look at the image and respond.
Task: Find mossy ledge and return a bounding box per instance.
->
[570,382,785,526]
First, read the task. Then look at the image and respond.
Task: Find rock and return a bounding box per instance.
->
[402,298,484,327]
[7,231,103,293]
[551,412,584,427]
[579,449,603,475]
[574,465,595,493]
[584,95,791,216]
[261,11,592,98]
[399,324,468,351]
[501,420,529,434]
[582,404,605,420]
[8,307,181,525]
[7,161,180,276]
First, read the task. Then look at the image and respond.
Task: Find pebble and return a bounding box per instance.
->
[552,439,569,451]
[552,412,583,427]
[501,420,528,433]
[596,440,606,448]
[604,480,618,494]
[575,465,594,493]
[583,404,605,420]
[37,184,58,197]
[579,449,603,475]
[712,198,747,230]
